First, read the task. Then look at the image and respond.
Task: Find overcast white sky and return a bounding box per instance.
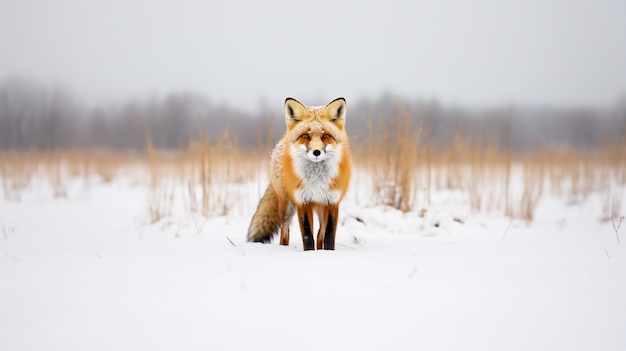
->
[1,0,625,111]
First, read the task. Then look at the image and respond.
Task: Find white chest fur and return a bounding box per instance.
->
[289,144,342,205]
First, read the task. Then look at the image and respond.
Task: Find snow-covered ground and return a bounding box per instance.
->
[1,176,625,351]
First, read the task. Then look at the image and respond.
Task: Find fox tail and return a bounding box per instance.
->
[247,185,281,243]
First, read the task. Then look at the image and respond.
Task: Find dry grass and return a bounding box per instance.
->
[360,109,421,212]
[1,113,625,224]
[0,150,140,201]
[353,112,626,221]
[177,130,259,217]
[0,152,38,201]
[143,127,262,223]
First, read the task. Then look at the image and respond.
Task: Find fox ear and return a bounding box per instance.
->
[284,98,307,129]
[323,97,347,128]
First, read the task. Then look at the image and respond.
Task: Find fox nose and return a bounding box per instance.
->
[313,149,321,157]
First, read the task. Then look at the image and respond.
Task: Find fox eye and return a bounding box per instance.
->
[300,134,309,139]
[322,134,332,139]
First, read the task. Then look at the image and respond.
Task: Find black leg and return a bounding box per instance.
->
[323,206,338,250]
[298,206,315,251]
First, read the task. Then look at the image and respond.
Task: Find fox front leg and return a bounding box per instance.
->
[315,205,338,250]
[297,205,315,251]
[322,204,338,250]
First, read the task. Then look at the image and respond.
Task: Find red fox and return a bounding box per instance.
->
[247,97,351,250]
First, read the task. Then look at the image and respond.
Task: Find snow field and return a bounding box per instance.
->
[1,170,625,351]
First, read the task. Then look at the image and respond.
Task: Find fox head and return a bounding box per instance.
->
[284,97,347,163]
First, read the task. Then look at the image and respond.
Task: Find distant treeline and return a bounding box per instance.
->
[1,77,625,152]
